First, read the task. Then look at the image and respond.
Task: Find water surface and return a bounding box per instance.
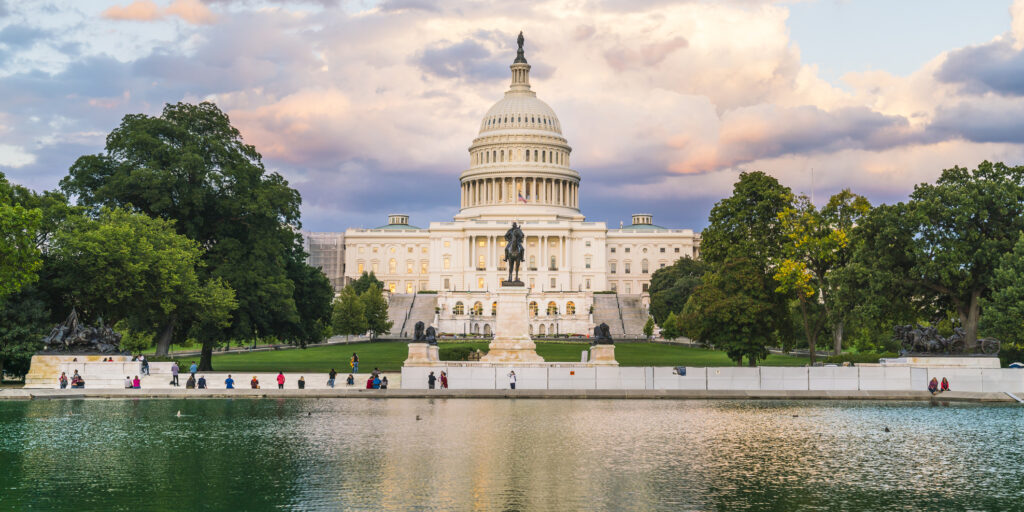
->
[1,399,1022,511]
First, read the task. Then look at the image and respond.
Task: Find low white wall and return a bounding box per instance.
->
[760,367,809,391]
[809,367,859,390]
[858,367,912,390]
[707,367,760,390]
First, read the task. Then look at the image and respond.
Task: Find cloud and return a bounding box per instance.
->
[102,0,216,24]
[0,25,48,48]
[0,144,35,168]
[935,39,1024,96]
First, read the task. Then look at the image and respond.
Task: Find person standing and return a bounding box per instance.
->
[298,376,306,389]
[139,354,149,375]
[371,367,381,379]
[171,362,179,387]
[427,371,437,389]
[440,371,448,389]
[59,372,68,389]
[508,370,517,390]
[189,361,198,375]
[351,353,359,373]
[225,374,235,389]
[276,371,285,389]
[328,368,337,388]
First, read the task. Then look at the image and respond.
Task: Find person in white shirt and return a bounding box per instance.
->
[124,376,132,389]
[508,370,517,390]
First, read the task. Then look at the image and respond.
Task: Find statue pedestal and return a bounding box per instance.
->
[404,343,440,366]
[480,285,544,363]
[589,344,618,366]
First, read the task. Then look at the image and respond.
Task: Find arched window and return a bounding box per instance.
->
[539,324,546,335]
[642,259,649,274]
[529,301,538,317]
[491,301,497,316]
[472,301,483,316]
[566,301,576,315]
[484,324,491,335]
[389,258,396,273]
[453,302,464,315]
[547,301,558,315]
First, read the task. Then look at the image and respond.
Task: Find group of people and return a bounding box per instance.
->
[426,371,449,389]
[365,368,389,389]
[58,371,84,389]
[928,377,951,395]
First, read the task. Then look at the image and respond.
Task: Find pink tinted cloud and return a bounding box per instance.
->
[102,0,216,24]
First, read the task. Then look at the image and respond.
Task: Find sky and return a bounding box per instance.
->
[2,0,1024,232]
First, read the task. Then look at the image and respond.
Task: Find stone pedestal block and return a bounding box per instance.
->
[589,344,618,366]
[403,343,440,366]
[480,286,544,363]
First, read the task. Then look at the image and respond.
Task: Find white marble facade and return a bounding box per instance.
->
[334,39,700,335]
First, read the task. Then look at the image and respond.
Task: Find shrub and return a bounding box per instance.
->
[439,346,476,361]
[824,352,898,365]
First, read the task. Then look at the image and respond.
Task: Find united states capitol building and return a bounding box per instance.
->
[306,36,699,338]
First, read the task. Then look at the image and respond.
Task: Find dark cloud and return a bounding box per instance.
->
[380,0,441,12]
[936,39,1024,96]
[415,38,507,82]
[0,1,9,18]
[0,24,48,48]
[929,100,1024,143]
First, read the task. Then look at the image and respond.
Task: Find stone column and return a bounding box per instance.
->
[480,285,544,363]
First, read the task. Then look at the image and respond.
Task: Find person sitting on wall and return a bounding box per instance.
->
[940,377,950,392]
[346,374,354,386]
[250,376,260,389]
[928,377,939,395]
[186,374,196,389]
[132,376,140,389]
[197,375,207,389]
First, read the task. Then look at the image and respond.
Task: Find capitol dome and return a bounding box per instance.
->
[458,33,581,221]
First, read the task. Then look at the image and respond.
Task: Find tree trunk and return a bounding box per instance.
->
[833,321,844,356]
[748,355,756,367]
[199,340,214,371]
[799,300,816,364]
[963,290,982,352]
[154,315,178,356]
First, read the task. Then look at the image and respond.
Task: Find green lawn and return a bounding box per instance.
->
[205,341,809,373]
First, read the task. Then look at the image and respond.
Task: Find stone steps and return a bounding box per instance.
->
[386,294,414,336]
[619,295,649,336]
[591,295,626,338]
[408,294,438,332]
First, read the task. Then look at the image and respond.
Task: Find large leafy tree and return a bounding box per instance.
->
[49,208,237,350]
[61,102,328,366]
[857,161,1024,351]
[351,272,385,295]
[682,258,774,366]
[360,284,392,340]
[981,233,1024,361]
[0,173,42,300]
[774,190,871,360]
[693,171,795,358]
[0,286,50,378]
[332,286,368,340]
[647,257,706,325]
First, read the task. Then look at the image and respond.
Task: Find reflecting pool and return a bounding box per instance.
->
[1,399,1022,511]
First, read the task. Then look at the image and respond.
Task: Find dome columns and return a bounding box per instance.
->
[460,176,579,209]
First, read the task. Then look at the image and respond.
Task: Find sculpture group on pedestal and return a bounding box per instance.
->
[413,321,438,345]
[41,309,124,354]
[893,324,1000,355]
[592,323,614,345]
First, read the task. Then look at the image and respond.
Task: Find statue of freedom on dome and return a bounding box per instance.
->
[503,222,525,285]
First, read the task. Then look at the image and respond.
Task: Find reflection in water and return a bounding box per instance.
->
[1,399,1022,511]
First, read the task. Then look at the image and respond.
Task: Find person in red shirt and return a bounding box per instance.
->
[366,376,374,389]
[276,372,285,389]
[940,377,950,392]
[440,371,448,389]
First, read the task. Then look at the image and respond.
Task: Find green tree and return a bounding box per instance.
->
[981,233,1024,362]
[0,286,50,378]
[682,258,774,366]
[49,208,237,362]
[660,311,680,340]
[642,316,655,339]
[360,284,392,340]
[351,272,385,295]
[0,173,43,300]
[281,248,335,347]
[648,257,706,324]
[856,161,1024,351]
[332,287,368,339]
[697,171,795,357]
[60,102,327,367]
[774,190,871,360]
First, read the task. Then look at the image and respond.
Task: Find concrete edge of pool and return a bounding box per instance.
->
[0,388,1018,403]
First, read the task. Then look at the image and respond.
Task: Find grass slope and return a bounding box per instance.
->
[207,341,809,373]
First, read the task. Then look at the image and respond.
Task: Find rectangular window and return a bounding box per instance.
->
[406,282,414,293]
[585,240,591,247]
[660,247,666,253]
[478,254,486,270]
[674,247,680,253]
[660,263,666,268]
[550,277,556,288]
[422,246,428,254]
[444,240,451,247]
[625,282,631,294]
[585,255,592,269]
[643,283,649,292]
[625,263,631,274]
[406,262,413,273]
[625,247,630,253]
[443,278,450,289]
[586,278,591,289]
[358,263,364,274]
[610,247,616,253]
[610,262,616,274]
[372,247,378,253]
[610,282,617,292]
[358,247,364,254]
[443,256,451,269]
[478,239,486,247]
[408,247,413,253]
[372,262,379,273]
[478,277,485,289]
[421,262,428,274]
[388,282,396,293]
